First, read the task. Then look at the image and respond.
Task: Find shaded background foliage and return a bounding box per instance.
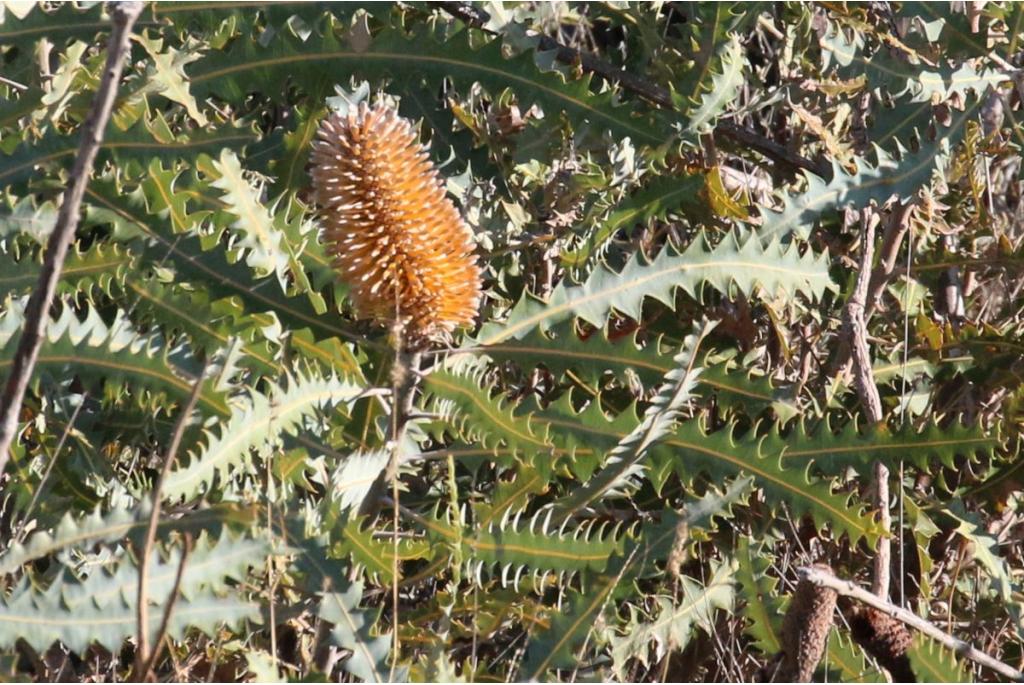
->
[0,1,1022,681]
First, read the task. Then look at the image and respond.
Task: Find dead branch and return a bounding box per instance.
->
[845,208,892,602]
[136,534,193,683]
[0,1,143,476]
[845,208,884,425]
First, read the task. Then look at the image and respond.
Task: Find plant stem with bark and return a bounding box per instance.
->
[0,1,143,476]
[799,566,1024,682]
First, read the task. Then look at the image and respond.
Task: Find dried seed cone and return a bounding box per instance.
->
[779,565,837,682]
[848,606,915,682]
[310,103,482,341]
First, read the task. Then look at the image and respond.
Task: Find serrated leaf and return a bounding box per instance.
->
[84,179,364,347]
[0,503,256,575]
[423,370,556,470]
[609,561,735,678]
[683,34,744,134]
[0,304,229,417]
[0,121,253,191]
[907,635,971,682]
[551,321,713,519]
[478,232,834,345]
[757,111,971,240]
[135,33,208,125]
[188,25,666,149]
[162,374,363,501]
[736,537,783,653]
[318,581,394,683]
[0,533,266,652]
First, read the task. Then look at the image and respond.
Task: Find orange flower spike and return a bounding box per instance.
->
[310,103,482,341]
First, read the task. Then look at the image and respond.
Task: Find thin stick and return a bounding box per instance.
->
[797,566,1024,682]
[871,461,891,599]
[845,208,884,425]
[0,75,28,91]
[0,1,143,475]
[133,361,208,681]
[137,533,194,682]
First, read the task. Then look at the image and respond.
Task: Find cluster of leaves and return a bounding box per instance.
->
[0,1,1022,681]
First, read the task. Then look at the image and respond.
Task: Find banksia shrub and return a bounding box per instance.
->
[310,103,482,341]
[779,565,837,682]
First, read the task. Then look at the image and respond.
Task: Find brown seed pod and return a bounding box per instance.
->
[847,605,915,682]
[310,103,482,342]
[779,564,837,682]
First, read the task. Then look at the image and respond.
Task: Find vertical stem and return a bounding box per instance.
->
[446,453,463,586]
[387,317,421,681]
[871,461,891,600]
[844,208,890,600]
[134,361,207,681]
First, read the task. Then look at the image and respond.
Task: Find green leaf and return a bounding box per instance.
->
[757,113,969,240]
[189,25,666,148]
[84,180,365,348]
[0,242,135,302]
[551,321,713,519]
[560,174,705,269]
[519,573,619,677]
[821,629,886,683]
[467,320,792,416]
[682,34,744,134]
[134,32,208,125]
[907,635,971,683]
[736,537,782,653]
[0,503,256,575]
[0,121,253,190]
[333,517,431,584]
[776,418,998,476]
[0,533,266,652]
[478,232,835,345]
[541,403,880,543]
[423,369,556,469]
[318,581,395,683]
[609,561,735,678]
[0,304,229,417]
[162,374,363,501]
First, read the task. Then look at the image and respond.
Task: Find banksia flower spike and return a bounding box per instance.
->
[310,103,482,343]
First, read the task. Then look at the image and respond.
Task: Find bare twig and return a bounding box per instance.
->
[798,566,1024,682]
[437,1,827,177]
[0,75,28,91]
[137,534,194,683]
[865,201,915,319]
[871,461,891,600]
[845,208,884,425]
[134,361,208,681]
[845,209,892,602]
[832,201,916,378]
[0,1,143,476]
